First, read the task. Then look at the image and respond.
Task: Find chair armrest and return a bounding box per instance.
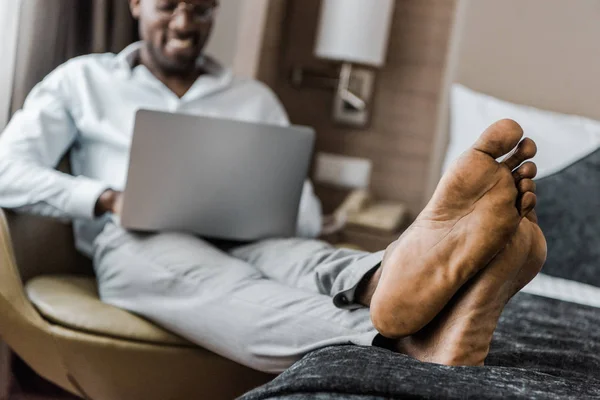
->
[0,209,45,325]
[0,340,12,400]
[0,209,69,389]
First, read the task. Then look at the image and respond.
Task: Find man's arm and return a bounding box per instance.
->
[0,62,109,220]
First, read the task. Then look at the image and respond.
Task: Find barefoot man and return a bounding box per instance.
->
[0,0,546,372]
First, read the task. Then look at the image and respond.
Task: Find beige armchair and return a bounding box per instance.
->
[0,209,272,399]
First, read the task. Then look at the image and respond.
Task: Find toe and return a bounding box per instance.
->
[502,138,537,170]
[513,162,538,181]
[519,192,537,217]
[473,119,524,159]
[518,178,536,194]
[526,210,539,224]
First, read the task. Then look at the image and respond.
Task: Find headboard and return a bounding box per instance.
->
[426,0,600,199]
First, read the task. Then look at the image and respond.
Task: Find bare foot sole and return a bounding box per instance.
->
[397,214,546,366]
[371,119,538,338]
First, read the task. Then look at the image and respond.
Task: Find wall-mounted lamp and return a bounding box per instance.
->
[291,0,395,127]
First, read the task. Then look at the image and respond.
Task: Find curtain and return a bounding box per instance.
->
[9,0,139,115]
[0,0,22,129]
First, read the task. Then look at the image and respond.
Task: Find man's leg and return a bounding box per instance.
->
[94,119,543,370]
[232,120,545,367]
[93,222,379,373]
[236,119,540,346]
[229,239,383,310]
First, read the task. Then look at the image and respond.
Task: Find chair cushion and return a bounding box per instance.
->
[26,275,194,347]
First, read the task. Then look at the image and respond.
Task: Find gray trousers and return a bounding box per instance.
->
[93,221,385,373]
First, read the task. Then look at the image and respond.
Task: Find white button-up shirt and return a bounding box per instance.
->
[0,42,322,256]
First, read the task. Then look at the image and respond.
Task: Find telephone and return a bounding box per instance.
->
[325,189,408,234]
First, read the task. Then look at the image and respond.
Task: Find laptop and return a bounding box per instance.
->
[120,109,315,241]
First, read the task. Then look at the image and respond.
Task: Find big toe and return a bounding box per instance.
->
[473,119,524,159]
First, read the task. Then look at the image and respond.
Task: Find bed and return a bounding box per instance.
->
[241,0,600,398]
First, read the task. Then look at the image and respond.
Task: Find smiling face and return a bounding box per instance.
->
[129,0,218,75]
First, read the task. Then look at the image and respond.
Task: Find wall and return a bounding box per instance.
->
[0,0,22,129]
[260,0,457,216]
[207,0,270,79]
[256,0,288,89]
[205,0,242,67]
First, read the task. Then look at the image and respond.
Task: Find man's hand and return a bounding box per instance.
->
[94,189,123,217]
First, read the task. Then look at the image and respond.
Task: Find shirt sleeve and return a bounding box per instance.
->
[0,62,109,221]
[257,82,324,238]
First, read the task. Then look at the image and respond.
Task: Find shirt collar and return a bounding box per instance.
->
[114,41,233,86]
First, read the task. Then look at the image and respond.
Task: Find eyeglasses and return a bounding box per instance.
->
[156,1,218,24]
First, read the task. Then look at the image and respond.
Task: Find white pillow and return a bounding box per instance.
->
[444,84,600,179]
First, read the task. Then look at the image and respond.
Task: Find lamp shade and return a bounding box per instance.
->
[315,0,395,68]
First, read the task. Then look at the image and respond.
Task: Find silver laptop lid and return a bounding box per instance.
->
[121,109,315,241]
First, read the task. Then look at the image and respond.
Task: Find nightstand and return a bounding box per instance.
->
[315,185,411,252]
